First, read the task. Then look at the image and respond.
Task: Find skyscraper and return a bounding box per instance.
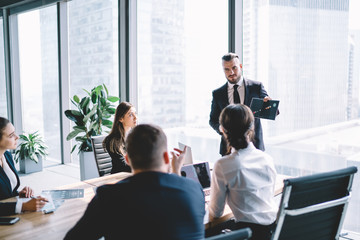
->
[138,0,186,128]
[243,0,350,136]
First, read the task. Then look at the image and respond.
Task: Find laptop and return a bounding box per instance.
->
[178,142,194,165]
[181,162,211,201]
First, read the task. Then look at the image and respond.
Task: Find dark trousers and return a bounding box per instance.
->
[206,218,276,240]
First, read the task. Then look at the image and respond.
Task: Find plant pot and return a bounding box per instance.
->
[79,151,99,180]
[20,156,43,174]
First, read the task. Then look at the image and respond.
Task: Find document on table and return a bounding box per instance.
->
[18,193,59,213]
[41,189,84,199]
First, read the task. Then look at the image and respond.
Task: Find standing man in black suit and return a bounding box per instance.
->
[210,53,273,156]
[65,124,205,240]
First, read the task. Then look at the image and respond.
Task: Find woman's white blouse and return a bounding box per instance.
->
[209,142,278,225]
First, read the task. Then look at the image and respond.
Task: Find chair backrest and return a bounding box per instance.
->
[90,135,112,177]
[206,228,252,240]
[272,166,358,240]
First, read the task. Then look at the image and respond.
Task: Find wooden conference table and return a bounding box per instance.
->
[0,172,287,240]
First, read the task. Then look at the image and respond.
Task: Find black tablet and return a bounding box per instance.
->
[250,98,280,120]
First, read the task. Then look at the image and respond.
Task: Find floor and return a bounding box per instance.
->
[17,160,81,195]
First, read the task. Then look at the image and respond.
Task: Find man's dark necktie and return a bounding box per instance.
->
[233,84,240,104]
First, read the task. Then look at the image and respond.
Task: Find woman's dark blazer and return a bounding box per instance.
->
[0,151,20,216]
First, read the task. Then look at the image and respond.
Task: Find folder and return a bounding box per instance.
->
[249,98,279,120]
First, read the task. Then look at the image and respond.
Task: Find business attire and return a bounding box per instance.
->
[209,78,268,155]
[208,142,278,240]
[65,171,206,240]
[104,138,131,174]
[0,151,21,216]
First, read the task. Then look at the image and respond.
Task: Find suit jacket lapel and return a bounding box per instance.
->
[220,83,229,107]
[243,78,250,106]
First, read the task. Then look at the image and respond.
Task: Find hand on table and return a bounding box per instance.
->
[22,196,48,212]
[19,186,34,198]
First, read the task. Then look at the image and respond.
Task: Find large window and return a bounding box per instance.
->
[137,0,228,162]
[17,6,61,164]
[0,18,8,118]
[242,0,360,232]
[68,0,119,164]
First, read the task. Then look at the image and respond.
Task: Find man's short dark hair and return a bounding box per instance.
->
[126,124,167,170]
[222,53,239,61]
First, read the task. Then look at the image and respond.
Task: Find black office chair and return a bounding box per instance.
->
[272,166,358,240]
[90,135,112,177]
[206,228,252,240]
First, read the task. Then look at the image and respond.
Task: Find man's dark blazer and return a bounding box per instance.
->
[0,151,21,216]
[65,171,206,240]
[209,78,268,155]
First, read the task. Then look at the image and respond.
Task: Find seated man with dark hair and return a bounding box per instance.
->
[65,124,205,240]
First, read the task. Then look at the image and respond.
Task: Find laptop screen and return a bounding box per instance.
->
[181,162,211,189]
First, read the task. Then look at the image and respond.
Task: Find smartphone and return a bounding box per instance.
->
[0,217,20,225]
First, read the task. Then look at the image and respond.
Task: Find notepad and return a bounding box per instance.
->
[249,98,280,120]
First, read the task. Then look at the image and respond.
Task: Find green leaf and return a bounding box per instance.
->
[83,105,97,123]
[107,96,120,103]
[75,136,88,142]
[73,126,86,132]
[91,90,98,104]
[103,83,109,95]
[64,110,84,126]
[102,119,113,128]
[71,144,78,154]
[19,134,29,141]
[106,107,116,114]
[99,89,105,98]
[83,89,91,96]
[80,97,91,114]
[73,95,80,103]
[66,130,81,141]
[100,97,107,107]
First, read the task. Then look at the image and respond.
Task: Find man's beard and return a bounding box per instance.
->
[227,75,241,84]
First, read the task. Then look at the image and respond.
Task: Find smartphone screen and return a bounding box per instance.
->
[0,217,20,225]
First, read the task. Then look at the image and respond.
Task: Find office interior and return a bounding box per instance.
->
[1,0,360,237]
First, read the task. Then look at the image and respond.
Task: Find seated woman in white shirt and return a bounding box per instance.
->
[0,117,47,216]
[207,104,278,240]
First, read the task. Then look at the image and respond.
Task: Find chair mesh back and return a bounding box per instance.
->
[275,166,357,240]
[287,176,350,209]
[278,206,344,240]
[91,136,112,177]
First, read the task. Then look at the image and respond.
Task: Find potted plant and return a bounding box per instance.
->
[64,84,119,180]
[14,131,48,174]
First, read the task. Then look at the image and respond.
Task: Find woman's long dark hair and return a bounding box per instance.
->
[0,117,10,141]
[219,104,254,151]
[103,102,133,155]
